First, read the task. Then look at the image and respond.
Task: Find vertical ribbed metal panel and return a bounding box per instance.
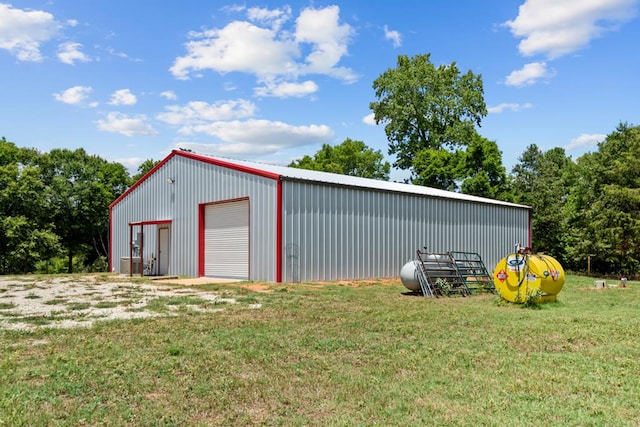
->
[111,155,277,280]
[281,180,529,282]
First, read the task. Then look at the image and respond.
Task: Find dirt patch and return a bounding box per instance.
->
[150,276,275,293]
[239,283,274,293]
[0,275,242,331]
[154,277,401,291]
[151,276,241,286]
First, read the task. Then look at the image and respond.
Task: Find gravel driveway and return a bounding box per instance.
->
[0,275,245,331]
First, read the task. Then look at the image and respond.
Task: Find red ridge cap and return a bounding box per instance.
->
[175,150,281,180]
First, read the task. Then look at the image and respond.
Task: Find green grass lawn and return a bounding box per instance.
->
[1,275,639,426]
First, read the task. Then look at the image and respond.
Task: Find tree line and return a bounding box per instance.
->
[2,53,638,277]
[0,140,136,274]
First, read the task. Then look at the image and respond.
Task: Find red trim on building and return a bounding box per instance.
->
[110,153,177,209]
[528,208,532,248]
[248,199,251,281]
[175,150,281,181]
[198,203,205,277]
[276,180,283,283]
[108,207,113,273]
[129,219,172,226]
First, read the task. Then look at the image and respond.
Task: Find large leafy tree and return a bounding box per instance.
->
[289,138,390,180]
[369,53,487,187]
[39,148,130,272]
[459,134,513,201]
[411,146,463,190]
[565,123,640,274]
[0,138,60,273]
[132,158,160,182]
[511,144,575,263]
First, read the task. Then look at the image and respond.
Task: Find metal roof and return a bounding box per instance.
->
[182,151,529,209]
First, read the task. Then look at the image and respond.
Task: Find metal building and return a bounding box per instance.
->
[109,150,530,282]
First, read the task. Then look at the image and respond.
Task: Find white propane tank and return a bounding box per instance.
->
[400,261,421,291]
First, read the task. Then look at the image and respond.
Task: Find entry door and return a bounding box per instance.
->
[158,227,170,275]
[204,200,249,279]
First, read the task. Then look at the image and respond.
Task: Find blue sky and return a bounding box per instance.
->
[1,0,639,181]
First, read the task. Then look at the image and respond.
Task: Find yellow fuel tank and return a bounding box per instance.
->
[493,253,565,303]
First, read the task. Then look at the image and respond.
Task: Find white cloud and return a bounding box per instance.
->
[182,119,333,151]
[384,25,402,47]
[247,5,292,31]
[295,6,355,81]
[504,0,638,59]
[156,99,256,126]
[114,157,145,172]
[160,91,177,100]
[362,113,376,125]
[170,5,356,85]
[57,41,90,65]
[487,102,534,113]
[52,85,93,105]
[0,4,60,61]
[106,47,138,61]
[505,62,554,86]
[221,4,247,14]
[174,141,285,157]
[170,21,298,79]
[254,80,318,97]
[158,98,332,156]
[108,89,137,106]
[565,133,606,151]
[96,112,158,136]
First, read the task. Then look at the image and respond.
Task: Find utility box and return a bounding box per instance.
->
[120,257,142,275]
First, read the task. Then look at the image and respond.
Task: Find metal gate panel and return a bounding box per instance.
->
[204,200,249,279]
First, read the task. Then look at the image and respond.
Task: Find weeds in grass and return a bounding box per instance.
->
[164,296,208,306]
[435,277,452,294]
[165,344,183,356]
[93,301,122,309]
[6,315,52,326]
[3,276,36,283]
[66,302,92,311]
[143,296,214,313]
[522,289,544,309]
[235,296,258,304]
[44,298,69,305]
[494,295,509,306]
[494,288,543,309]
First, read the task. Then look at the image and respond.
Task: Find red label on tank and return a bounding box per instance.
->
[496,270,507,282]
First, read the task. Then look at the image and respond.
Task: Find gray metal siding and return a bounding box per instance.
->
[282,180,529,282]
[111,155,278,280]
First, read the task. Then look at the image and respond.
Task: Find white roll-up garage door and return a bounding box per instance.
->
[204,199,249,279]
